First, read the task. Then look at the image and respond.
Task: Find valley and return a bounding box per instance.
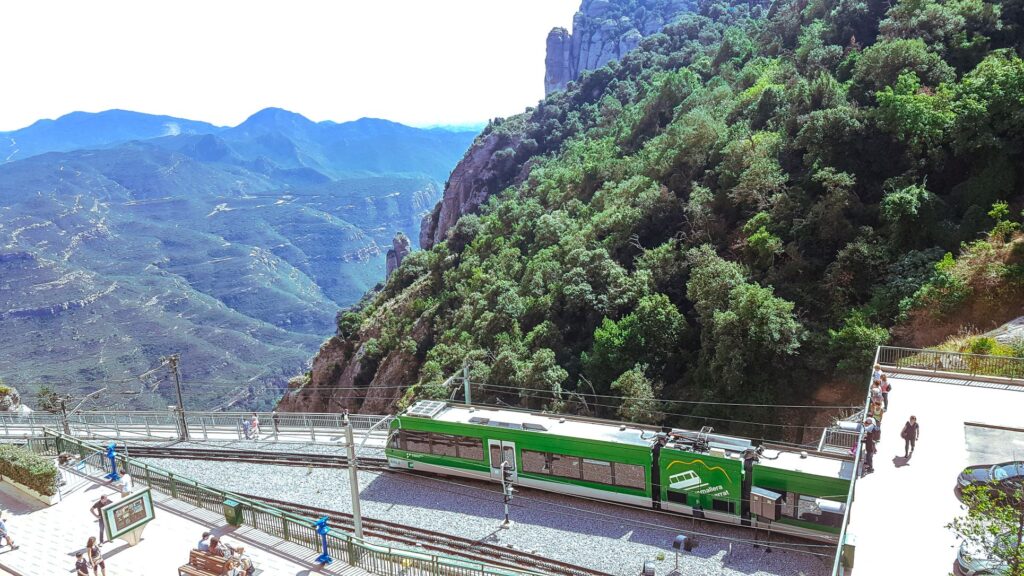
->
[0,110,476,410]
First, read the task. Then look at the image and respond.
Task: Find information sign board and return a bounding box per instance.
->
[102,488,155,541]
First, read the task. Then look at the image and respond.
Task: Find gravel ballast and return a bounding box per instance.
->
[136,453,832,576]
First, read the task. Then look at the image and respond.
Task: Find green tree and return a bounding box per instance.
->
[685,245,747,321]
[948,483,1024,576]
[851,38,956,101]
[706,283,804,397]
[36,386,62,413]
[952,51,1024,153]
[583,293,687,390]
[875,72,955,154]
[610,364,663,424]
[880,182,938,245]
[828,313,890,376]
[988,200,1021,241]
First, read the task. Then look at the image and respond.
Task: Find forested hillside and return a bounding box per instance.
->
[285,0,1024,434]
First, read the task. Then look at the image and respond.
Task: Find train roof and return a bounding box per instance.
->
[757,447,856,480]
[402,401,660,447]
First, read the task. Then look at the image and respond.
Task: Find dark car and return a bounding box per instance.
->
[957,461,1024,494]
[955,534,1012,576]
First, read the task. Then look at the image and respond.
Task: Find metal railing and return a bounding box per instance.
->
[828,347,876,576]
[878,346,1024,380]
[0,410,392,442]
[31,431,533,576]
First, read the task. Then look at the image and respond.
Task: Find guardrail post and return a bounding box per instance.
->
[201,417,208,440]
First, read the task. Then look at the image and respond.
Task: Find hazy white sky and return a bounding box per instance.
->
[0,0,580,131]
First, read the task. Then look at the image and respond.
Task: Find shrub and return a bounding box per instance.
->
[968,336,996,355]
[0,444,58,496]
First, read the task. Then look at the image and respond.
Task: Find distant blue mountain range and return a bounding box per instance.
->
[0,108,478,410]
[1,108,478,183]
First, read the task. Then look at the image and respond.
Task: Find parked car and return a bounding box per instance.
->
[955,535,1012,576]
[957,461,1024,498]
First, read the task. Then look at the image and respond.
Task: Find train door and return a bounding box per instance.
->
[488,439,518,483]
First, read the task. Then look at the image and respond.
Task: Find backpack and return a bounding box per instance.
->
[901,423,911,439]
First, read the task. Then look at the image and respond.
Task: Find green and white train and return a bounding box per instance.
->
[385,400,854,542]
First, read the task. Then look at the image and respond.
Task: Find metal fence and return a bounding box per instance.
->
[878,346,1024,380]
[30,431,533,576]
[0,410,392,442]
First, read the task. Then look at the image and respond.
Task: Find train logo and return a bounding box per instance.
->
[668,470,703,490]
[666,459,733,497]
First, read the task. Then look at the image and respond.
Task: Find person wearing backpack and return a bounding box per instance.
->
[880,374,892,411]
[901,416,919,459]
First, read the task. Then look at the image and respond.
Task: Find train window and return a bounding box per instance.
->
[456,437,483,461]
[402,431,431,454]
[667,491,689,505]
[489,444,502,467]
[550,454,581,479]
[522,450,549,474]
[581,459,613,484]
[613,463,646,489]
[712,499,736,514]
[429,434,458,457]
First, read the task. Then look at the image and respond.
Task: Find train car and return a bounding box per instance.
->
[385,400,853,542]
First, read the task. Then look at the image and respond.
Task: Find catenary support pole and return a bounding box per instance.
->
[463,362,471,405]
[167,355,189,440]
[59,395,72,435]
[344,414,363,539]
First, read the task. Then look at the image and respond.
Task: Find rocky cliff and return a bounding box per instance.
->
[420,130,522,250]
[544,0,695,95]
[385,232,412,278]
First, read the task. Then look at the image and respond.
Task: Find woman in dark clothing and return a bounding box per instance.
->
[901,416,919,458]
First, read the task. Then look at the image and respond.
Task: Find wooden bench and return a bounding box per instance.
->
[178,549,233,576]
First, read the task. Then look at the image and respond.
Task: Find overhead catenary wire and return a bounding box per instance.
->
[470,380,860,410]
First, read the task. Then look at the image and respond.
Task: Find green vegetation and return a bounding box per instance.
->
[338,0,1024,432]
[949,483,1024,576]
[0,444,58,496]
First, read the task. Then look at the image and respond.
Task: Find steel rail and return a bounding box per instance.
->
[237,492,612,576]
[123,445,390,471]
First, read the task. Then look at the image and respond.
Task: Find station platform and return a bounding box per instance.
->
[847,372,1024,575]
[0,470,370,576]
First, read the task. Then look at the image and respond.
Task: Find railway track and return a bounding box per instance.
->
[238,492,612,576]
[122,445,390,471]
[121,445,608,575]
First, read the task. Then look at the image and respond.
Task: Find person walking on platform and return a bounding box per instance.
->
[880,374,891,411]
[241,418,251,440]
[90,495,112,543]
[862,417,878,474]
[901,416,919,458]
[272,410,281,434]
[0,514,17,550]
[87,536,106,576]
[250,413,260,440]
[75,551,90,576]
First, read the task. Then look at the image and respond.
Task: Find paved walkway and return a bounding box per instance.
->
[0,470,369,576]
[847,373,1024,575]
